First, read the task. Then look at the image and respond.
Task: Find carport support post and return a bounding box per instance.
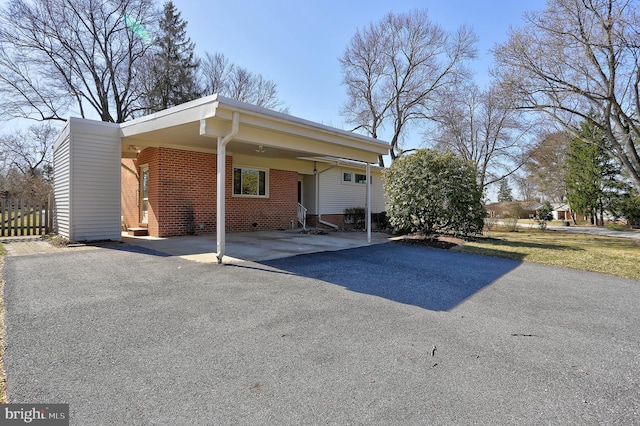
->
[216,112,240,264]
[216,138,226,263]
[366,162,371,243]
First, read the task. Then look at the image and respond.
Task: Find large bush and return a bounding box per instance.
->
[383,149,486,237]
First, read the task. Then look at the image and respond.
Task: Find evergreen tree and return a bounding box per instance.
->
[497,178,513,202]
[565,120,623,226]
[145,1,199,112]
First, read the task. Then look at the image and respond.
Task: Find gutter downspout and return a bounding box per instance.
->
[315,164,339,229]
[216,111,240,264]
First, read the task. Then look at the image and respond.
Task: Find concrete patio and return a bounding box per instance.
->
[121,229,390,263]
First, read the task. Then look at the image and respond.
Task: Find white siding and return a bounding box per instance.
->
[302,175,317,213]
[306,167,386,215]
[53,128,71,238]
[53,118,122,241]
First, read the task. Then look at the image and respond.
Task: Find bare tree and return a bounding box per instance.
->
[512,173,538,202]
[493,0,640,191]
[428,82,535,189]
[340,9,477,166]
[0,0,158,123]
[0,123,55,177]
[522,131,570,203]
[200,52,231,96]
[200,52,287,111]
[0,123,56,201]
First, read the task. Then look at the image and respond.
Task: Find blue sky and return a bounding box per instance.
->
[174,0,547,131]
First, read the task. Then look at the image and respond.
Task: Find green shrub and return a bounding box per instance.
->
[383,149,486,237]
[372,211,388,230]
[343,207,366,230]
[536,201,554,230]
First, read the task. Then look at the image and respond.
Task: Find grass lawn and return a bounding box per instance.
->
[455,229,640,280]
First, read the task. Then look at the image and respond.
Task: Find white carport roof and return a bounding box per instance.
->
[119,94,389,263]
[120,94,389,163]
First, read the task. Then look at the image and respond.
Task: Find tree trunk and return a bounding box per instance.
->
[599,201,604,227]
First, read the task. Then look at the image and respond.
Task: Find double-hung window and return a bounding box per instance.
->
[233,167,268,197]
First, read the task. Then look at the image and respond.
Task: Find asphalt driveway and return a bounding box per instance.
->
[3,242,640,424]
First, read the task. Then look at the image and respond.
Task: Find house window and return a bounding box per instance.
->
[343,170,371,185]
[233,167,268,197]
[355,173,368,184]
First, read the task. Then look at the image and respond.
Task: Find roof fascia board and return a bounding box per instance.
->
[68,117,120,138]
[120,94,220,137]
[214,98,389,156]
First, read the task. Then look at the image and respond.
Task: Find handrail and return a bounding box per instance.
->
[297,203,307,229]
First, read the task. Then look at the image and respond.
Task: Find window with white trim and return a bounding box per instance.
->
[233,167,268,197]
[342,170,371,185]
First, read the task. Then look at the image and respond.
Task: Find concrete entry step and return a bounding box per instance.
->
[127,227,148,236]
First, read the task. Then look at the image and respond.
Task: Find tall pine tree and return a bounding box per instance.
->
[497,178,514,202]
[565,119,623,226]
[145,1,199,112]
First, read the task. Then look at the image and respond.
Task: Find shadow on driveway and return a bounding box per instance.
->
[259,242,522,311]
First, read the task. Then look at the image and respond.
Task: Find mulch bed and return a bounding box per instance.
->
[390,233,496,250]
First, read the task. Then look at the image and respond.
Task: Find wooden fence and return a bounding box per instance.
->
[0,198,52,237]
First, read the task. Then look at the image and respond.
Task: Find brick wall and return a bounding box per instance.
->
[155,148,216,237]
[227,167,298,232]
[121,147,298,237]
[306,214,345,229]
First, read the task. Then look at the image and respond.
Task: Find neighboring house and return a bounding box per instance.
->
[484,201,539,219]
[547,203,586,222]
[550,203,572,221]
[53,95,389,255]
[485,201,586,222]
